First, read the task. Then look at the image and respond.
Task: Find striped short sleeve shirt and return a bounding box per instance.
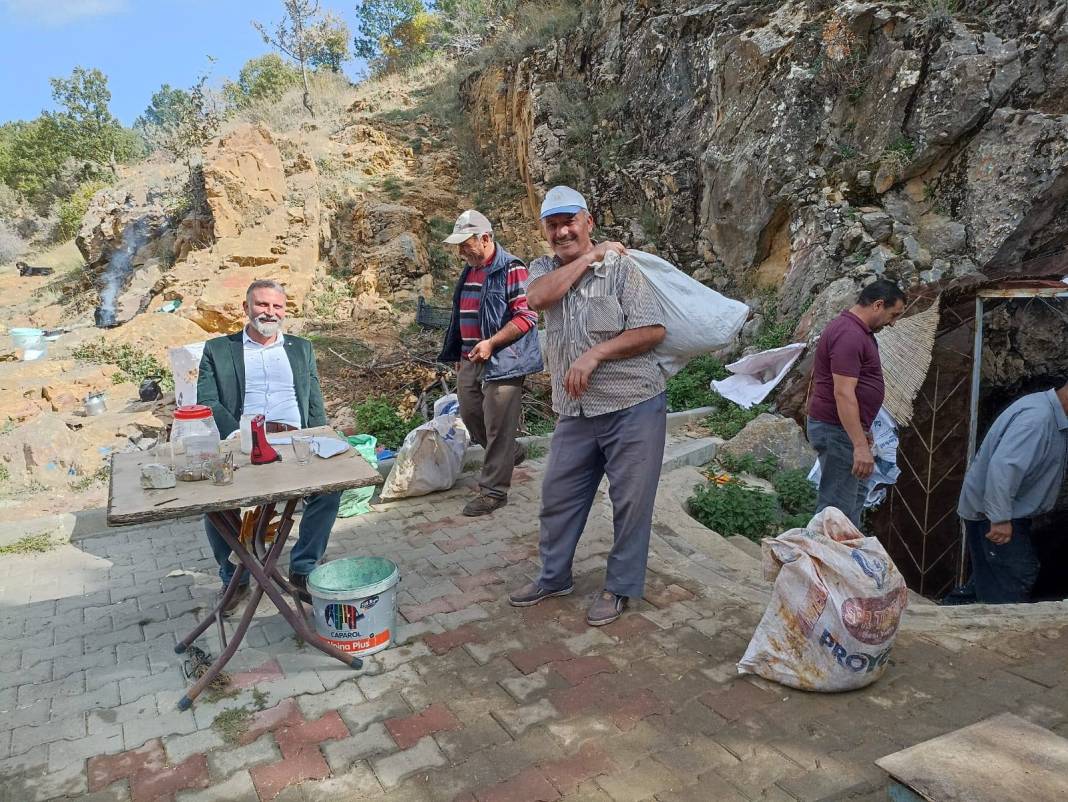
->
[529,251,666,417]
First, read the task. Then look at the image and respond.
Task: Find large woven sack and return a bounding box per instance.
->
[737,507,908,692]
[609,250,749,378]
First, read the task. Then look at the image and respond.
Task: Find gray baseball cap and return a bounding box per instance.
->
[443,210,493,244]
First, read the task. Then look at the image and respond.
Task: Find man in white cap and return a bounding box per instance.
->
[437,210,542,516]
[508,186,667,626]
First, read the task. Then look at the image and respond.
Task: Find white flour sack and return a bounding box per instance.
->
[737,507,908,692]
[614,250,749,378]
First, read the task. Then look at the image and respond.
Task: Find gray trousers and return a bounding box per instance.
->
[457,359,524,498]
[537,392,667,598]
[807,417,867,528]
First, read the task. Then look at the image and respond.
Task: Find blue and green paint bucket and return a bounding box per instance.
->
[307,557,399,657]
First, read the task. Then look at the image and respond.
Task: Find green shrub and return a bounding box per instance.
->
[688,480,781,543]
[72,339,174,390]
[353,396,421,450]
[705,401,769,440]
[665,355,729,412]
[54,180,109,242]
[717,451,779,481]
[772,468,818,516]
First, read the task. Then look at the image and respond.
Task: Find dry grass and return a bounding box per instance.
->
[227,70,362,137]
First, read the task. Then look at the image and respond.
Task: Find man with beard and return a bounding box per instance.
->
[437,209,542,516]
[196,279,339,613]
[807,279,906,528]
[508,186,667,627]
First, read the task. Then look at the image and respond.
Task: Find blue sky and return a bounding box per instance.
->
[0,0,367,126]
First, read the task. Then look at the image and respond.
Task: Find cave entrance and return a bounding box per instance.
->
[870,278,1068,602]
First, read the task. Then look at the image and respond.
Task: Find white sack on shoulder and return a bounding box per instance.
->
[737,506,908,692]
[612,250,749,378]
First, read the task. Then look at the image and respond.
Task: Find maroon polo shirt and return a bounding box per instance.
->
[808,310,884,430]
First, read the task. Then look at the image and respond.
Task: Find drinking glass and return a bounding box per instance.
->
[292,435,313,465]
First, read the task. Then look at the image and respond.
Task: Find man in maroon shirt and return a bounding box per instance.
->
[807,279,906,526]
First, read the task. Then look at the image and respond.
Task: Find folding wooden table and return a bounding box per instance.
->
[107,427,382,709]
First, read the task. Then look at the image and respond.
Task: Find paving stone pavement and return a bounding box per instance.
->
[2,449,1067,802]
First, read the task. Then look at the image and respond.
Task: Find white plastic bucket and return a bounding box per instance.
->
[10,327,46,361]
[307,557,399,656]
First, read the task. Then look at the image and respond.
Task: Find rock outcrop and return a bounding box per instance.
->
[463,0,1068,325]
[201,124,287,240]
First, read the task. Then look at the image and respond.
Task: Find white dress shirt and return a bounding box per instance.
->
[241,329,302,429]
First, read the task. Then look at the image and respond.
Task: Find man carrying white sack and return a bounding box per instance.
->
[508,186,667,626]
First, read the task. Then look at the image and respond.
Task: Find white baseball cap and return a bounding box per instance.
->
[540,185,589,219]
[443,209,493,244]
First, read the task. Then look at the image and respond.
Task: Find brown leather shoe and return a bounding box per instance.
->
[463,494,508,517]
[587,591,627,626]
[219,584,251,617]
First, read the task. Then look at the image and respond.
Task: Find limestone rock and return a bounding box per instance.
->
[720,413,816,473]
[201,124,287,240]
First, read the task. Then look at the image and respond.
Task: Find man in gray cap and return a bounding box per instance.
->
[437,209,543,516]
[508,186,667,626]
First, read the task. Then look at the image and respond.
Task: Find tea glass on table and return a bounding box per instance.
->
[292,435,313,465]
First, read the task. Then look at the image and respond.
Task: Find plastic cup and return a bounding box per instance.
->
[292,435,313,465]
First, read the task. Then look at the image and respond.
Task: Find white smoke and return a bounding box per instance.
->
[97,218,150,327]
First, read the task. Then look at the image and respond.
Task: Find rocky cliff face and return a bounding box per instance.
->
[463,0,1068,327]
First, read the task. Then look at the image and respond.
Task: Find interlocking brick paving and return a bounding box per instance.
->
[2,448,1067,801]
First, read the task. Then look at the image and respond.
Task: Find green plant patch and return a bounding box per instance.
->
[717,451,779,481]
[688,480,781,543]
[0,534,56,556]
[665,355,729,412]
[72,339,174,391]
[705,401,769,440]
[772,468,818,517]
[353,396,422,451]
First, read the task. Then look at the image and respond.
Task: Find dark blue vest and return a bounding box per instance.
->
[437,244,544,382]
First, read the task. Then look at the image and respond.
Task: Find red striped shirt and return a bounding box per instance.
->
[459,256,537,356]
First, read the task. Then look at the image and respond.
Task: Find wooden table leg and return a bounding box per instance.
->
[175,499,362,710]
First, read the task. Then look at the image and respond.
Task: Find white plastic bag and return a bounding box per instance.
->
[619,250,749,377]
[737,507,908,692]
[381,394,470,500]
[168,342,206,406]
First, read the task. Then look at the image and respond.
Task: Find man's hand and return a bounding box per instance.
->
[564,350,602,398]
[986,521,1013,545]
[467,340,493,363]
[589,241,627,263]
[852,442,875,479]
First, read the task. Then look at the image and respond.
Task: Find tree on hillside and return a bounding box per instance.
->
[135,84,193,132]
[307,11,352,72]
[137,71,223,164]
[48,67,140,178]
[222,54,302,109]
[253,0,325,116]
[353,0,425,67]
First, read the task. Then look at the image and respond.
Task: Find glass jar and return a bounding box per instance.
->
[170,405,221,478]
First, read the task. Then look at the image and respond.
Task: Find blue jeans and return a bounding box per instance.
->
[807,417,867,528]
[537,393,667,599]
[204,491,342,586]
[964,518,1039,604]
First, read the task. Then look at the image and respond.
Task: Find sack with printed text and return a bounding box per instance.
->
[737,507,908,692]
[380,395,470,500]
[613,250,749,378]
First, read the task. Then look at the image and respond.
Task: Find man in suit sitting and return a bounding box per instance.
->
[196,279,340,613]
